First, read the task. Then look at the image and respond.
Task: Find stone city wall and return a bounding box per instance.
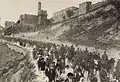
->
[19,14,38,28]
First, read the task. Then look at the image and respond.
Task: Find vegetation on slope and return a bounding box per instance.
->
[5,1,120,49]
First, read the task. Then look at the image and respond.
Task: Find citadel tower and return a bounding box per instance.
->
[38,2,48,25]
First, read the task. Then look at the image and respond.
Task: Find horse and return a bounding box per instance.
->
[106,58,115,80]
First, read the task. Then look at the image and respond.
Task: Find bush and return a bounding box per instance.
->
[66,10,74,18]
[102,13,109,19]
[95,9,105,17]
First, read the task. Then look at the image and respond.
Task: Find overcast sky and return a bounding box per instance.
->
[0,0,102,26]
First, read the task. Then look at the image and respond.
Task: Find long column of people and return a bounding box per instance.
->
[5,38,120,82]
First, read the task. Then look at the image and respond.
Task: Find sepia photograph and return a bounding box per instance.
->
[0,0,120,82]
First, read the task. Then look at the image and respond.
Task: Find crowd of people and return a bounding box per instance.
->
[32,43,120,82]
[3,37,120,82]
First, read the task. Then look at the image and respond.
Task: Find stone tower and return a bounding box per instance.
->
[38,2,42,15]
[79,1,92,15]
[38,2,48,25]
[38,2,41,10]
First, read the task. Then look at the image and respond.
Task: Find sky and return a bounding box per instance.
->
[0,0,102,26]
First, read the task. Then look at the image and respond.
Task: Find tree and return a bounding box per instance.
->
[66,9,74,18]
[63,16,66,20]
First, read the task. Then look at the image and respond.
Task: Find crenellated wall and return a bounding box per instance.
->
[52,0,111,23]
[5,21,15,28]
[78,1,92,15]
[18,2,48,29]
[38,10,48,25]
[19,14,38,28]
[4,0,114,34]
[89,1,109,12]
[52,6,78,23]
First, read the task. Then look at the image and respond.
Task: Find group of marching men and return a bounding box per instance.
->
[5,38,120,82]
[31,43,120,82]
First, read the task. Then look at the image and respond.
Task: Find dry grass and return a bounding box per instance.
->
[0,43,20,68]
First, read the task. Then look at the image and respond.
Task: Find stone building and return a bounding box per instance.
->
[19,2,48,28]
[5,21,15,28]
[89,1,109,11]
[78,1,92,15]
[51,1,111,23]
[38,2,48,25]
[19,14,38,28]
[52,2,92,23]
[52,6,79,23]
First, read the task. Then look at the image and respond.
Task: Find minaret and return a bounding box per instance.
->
[38,2,41,11]
[38,2,48,25]
[38,2,42,15]
[38,2,42,25]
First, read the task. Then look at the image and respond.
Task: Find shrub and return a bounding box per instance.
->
[95,9,105,17]
[66,10,74,18]
[102,13,109,19]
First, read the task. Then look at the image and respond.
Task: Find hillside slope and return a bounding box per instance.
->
[13,2,120,50]
[0,40,48,82]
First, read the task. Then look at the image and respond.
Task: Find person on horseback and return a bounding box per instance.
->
[102,51,108,61]
[106,58,115,75]
[101,51,109,69]
[39,47,43,56]
[69,45,75,57]
[46,54,52,68]
[84,48,89,57]
[38,58,46,71]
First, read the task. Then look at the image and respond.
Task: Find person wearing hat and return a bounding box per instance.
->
[65,73,75,82]
[56,60,63,73]
[50,62,56,70]
[46,65,56,82]
[38,57,46,71]
[32,47,37,59]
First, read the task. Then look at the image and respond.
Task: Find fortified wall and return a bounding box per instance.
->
[19,2,48,29]
[19,14,38,28]
[52,1,110,23]
[4,0,114,34]
[9,1,111,28]
[5,21,15,29]
[52,7,79,23]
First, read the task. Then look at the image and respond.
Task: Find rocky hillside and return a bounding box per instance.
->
[0,40,46,82]
[12,2,120,50]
